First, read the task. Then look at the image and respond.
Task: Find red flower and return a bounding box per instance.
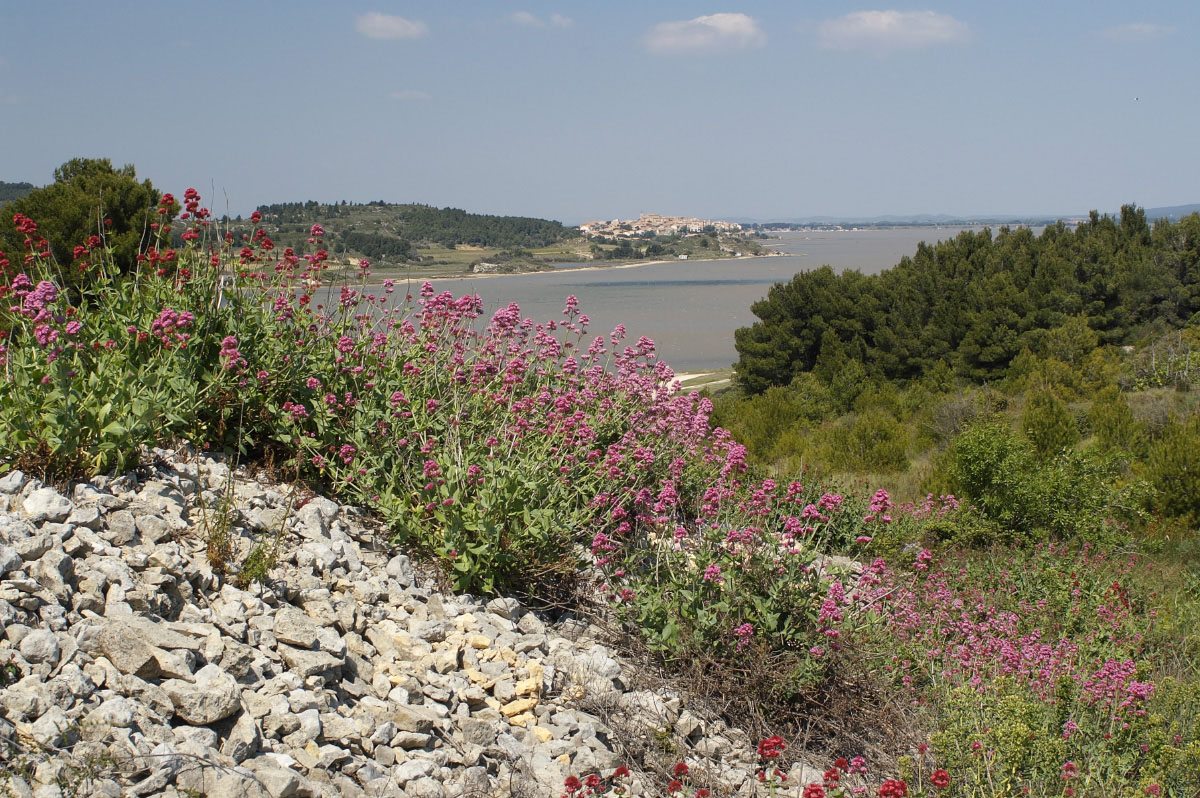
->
[696,791,710,798]
[930,769,950,789]
[757,735,787,760]
[878,779,908,798]
[804,785,826,798]
[834,758,849,771]
[585,774,602,788]
[250,211,262,223]
[673,763,690,778]
[668,779,683,792]
[564,775,582,793]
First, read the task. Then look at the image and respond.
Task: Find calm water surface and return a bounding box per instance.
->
[381,227,987,373]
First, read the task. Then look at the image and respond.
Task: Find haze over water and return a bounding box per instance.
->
[392,227,986,373]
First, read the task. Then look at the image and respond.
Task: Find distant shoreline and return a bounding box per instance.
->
[358,249,785,285]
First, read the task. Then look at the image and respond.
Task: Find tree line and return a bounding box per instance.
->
[0,181,35,205]
[734,205,1200,393]
[255,201,573,250]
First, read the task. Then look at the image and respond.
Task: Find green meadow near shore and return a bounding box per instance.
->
[2,163,1200,796]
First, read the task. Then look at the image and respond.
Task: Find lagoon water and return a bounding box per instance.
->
[381,227,986,373]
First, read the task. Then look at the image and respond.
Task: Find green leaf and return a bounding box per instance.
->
[100,421,127,437]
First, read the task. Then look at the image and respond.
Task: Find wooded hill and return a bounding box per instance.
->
[734,205,1200,393]
[252,201,575,264]
[0,181,35,204]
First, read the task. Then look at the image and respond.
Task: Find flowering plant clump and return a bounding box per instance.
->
[595,474,894,686]
[1,195,740,597]
[811,544,1200,795]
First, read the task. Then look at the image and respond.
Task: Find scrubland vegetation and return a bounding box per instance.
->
[1,164,1198,795]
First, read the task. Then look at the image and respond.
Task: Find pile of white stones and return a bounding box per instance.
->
[0,450,820,798]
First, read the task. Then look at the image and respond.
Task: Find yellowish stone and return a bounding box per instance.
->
[467,634,491,649]
[500,697,538,717]
[531,726,554,743]
[508,712,535,728]
[514,677,540,697]
[454,613,478,631]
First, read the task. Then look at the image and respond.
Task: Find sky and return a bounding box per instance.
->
[1,1,1197,223]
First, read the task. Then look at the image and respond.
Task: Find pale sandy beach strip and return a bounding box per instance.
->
[396,251,782,284]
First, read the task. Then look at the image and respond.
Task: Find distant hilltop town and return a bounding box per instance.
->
[579,214,743,238]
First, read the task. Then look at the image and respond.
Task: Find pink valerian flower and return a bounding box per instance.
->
[863,487,894,523]
[733,623,754,651]
[914,549,933,570]
[64,320,82,336]
[33,324,59,347]
[817,492,844,512]
[219,336,242,369]
[337,444,356,464]
[21,280,58,316]
[282,401,310,421]
[591,532,616,554]
[702,564,723,583]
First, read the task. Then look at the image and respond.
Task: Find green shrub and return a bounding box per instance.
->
[1088,385,1141,454]
[828,409,910,473]
[1021,386,1079,458]
[1144,415,1200,522]
[949,420,1142,544]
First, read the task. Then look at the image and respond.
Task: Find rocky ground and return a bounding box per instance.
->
[0,450,821,798]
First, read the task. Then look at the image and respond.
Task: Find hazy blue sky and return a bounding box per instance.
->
[2,2,1196,223]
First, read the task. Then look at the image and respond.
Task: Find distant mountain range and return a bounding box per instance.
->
[733,203,1200,227]
[1143,203,1200,220]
